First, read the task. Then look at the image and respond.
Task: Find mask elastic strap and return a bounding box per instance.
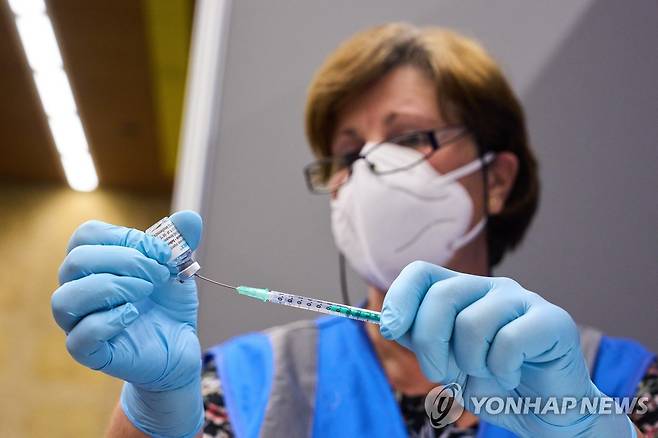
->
[440,152,495,184]
[446,152,494,253]
[450,217,487,251]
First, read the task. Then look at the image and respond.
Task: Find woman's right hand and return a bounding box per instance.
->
[51,211,205,437]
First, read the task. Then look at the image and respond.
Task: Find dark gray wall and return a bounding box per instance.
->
[496,0,658,349]
[195,0,657,352]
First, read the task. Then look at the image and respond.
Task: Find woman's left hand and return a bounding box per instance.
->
[380,261,636,437]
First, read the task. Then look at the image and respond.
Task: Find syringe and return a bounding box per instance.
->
[144,216,379,324]
[196,274,381,325]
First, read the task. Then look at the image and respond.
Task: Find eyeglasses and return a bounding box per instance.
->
[303,125,468,194]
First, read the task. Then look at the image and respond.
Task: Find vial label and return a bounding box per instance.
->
[145,217,190,263]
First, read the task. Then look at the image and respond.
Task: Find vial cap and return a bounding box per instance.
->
[178,261,201,280]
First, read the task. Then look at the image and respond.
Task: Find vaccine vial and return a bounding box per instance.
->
[145,216,201,280]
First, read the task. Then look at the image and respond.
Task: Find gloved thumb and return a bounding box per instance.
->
[381,261,457,340]
[170,210,203,250]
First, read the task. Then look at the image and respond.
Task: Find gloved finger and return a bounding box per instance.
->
[409,275,490,382]
[169,210,203,251]
[59,245,171,285]
[67,220,171,264]
[52,274,155,333]
[487,302,579,390]
[452,279,526,378]
[147,275,199,323]
[380,261,458,340]
[66,302,140,370]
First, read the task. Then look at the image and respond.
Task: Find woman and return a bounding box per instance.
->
[51,24,656,437]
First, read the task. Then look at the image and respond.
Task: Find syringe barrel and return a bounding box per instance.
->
[268,290,381,324]
[145,217,201,280]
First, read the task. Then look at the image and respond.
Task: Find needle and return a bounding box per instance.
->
[193,273,381,324]
[195,273,236,290]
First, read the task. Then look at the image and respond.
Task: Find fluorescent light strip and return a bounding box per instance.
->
[8,0,98,192]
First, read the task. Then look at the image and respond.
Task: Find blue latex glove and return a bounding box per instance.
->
[380,261,636,437]
[52,211,204,438]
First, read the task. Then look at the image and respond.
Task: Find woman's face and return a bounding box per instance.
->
[331,65,488,228]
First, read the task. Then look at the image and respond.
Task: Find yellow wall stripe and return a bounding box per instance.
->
[143,0,193,177]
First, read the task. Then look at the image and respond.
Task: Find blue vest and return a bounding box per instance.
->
[208,317,654,438]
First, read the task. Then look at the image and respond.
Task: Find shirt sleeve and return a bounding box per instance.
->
[201,353,235,438]
[631,357,658,437]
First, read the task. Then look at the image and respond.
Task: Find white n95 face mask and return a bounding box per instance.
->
[330,142,492,291]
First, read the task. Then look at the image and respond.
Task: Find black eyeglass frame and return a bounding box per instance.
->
[303,125,469,194]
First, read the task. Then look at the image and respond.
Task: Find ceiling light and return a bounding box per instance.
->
[8,1,98,192]
[60,153,99,192]
[15,15,62,71]
[48,114,89,157]
[33,70,77,116]
[7,0,45,16]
